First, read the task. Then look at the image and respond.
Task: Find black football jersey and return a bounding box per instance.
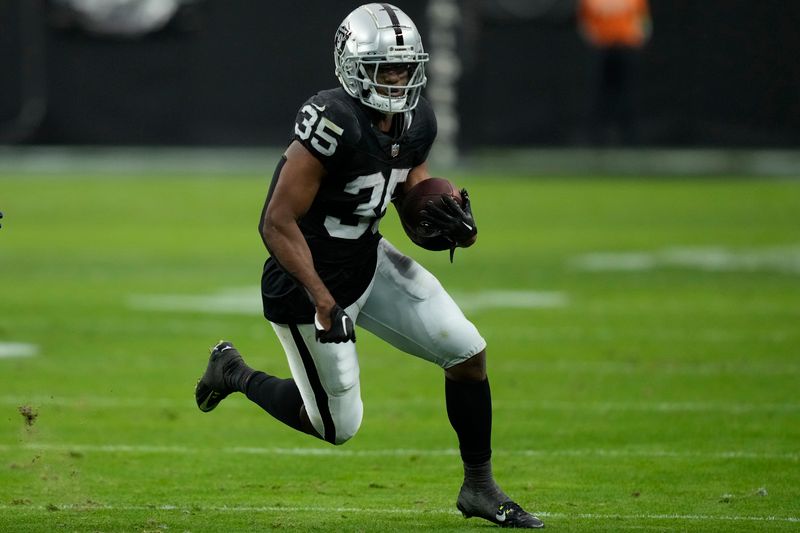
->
[261,88,437,324]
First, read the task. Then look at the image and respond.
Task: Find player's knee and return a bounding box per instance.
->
[331,399,363,445]
[326,381,363,445]
[332,418,361,445]
[445,349,487,382]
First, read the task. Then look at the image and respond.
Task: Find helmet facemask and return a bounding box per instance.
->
[354,49,427,114]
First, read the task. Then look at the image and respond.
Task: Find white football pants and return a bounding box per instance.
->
[270,239,486,444]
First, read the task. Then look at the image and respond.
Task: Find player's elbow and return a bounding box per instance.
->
[259,215,273,245]
[260,207,290,248]
[258,214,277,250]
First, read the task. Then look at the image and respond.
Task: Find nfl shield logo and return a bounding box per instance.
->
[391,144,400,158]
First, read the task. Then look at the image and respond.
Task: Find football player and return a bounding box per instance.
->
[195,3,543,528]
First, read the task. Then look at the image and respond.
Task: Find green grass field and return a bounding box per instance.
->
[1,170,799,532]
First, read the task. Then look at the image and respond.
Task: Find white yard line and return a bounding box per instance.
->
[128,288,567,315]
[0,342,38,359]
[451,290,568,312]
[504,400,800,414]
[0,443,796,461]
[489,327,799,345]
[571,245,800,274]
[0,503,797,523]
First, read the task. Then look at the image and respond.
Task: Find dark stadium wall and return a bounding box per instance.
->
[460,0,800,148]
[0,0,798,147]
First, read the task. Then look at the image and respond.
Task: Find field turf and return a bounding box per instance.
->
[1,171,799,531]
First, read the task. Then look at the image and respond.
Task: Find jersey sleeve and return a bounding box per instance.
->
[291,94,359,171]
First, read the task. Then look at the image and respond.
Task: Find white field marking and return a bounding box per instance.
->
[572,244,800,274]
[491,358,800,377]
[0,443,796,461]
[450,290,568,312]
[2,395,799,415]
[128,287,567,315]
[488,326,799,345]
[581,300,800,316]
[128,287,260,315]
[502,400,800,415]
[0,504,797,524]
[0,342,38,359]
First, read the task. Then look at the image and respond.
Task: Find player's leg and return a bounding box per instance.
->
[444,352,542,527]
[357,240,543,528]
[266,321,363,445]
[196,327,363,444]
[195,281,369,445]
[243,348,319,438]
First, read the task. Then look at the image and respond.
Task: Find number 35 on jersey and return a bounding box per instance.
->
[295,104,344,157]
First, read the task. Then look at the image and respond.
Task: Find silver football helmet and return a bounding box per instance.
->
[334,3,429,114]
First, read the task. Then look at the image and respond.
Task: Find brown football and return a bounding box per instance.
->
[398,177,462,251]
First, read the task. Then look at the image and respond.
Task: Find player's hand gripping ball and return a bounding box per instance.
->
[399,178,463,251]
[400,178,477,253]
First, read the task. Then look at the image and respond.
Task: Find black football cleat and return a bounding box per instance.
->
[457,490,544,529]
[195,340,252,412]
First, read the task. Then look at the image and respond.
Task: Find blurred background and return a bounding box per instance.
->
[1,0,799,174]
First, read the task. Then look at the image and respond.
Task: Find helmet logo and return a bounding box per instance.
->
[335,24,351,56]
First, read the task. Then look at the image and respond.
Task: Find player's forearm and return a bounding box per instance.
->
[262,221,335,310]
[404,161,432,193]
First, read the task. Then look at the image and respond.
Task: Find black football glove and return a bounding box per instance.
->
[0,210,3,229]
[419,189,477,261]
[314,304,356,344]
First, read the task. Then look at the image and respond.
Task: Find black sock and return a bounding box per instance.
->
[461,459,506,499]
[447,377,509,504]
[445,376,493,465]
[245,371,306,433]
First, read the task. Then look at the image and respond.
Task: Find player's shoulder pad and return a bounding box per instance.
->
[293,89,361,158]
